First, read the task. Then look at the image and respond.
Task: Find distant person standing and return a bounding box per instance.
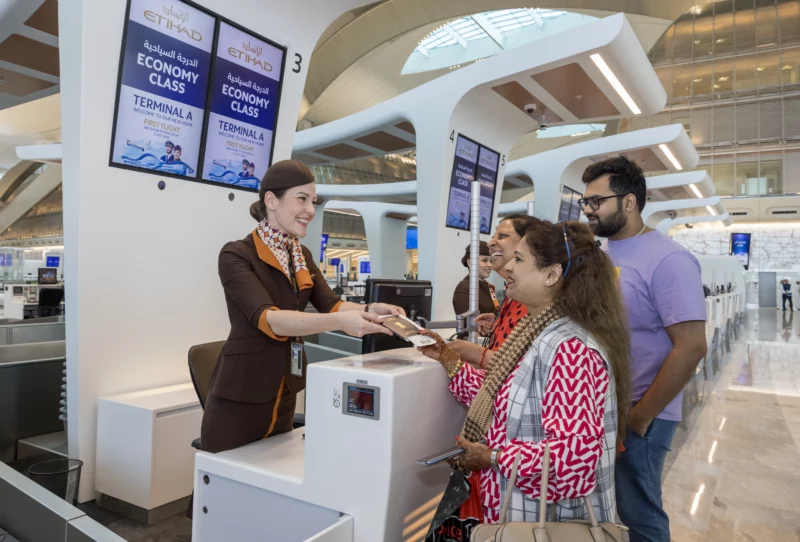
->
[782,279,793,311]
[452,241,498,317]
[581,157,707,542]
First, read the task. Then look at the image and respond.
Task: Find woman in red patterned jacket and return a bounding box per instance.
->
[419,221,631,525]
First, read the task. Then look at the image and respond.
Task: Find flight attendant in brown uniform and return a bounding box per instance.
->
[201,160,404,454]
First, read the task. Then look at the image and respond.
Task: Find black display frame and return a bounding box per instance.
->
[196,18,288,191]
[558,185,583,223]
[107,0,288,193]
[445,134,501,234]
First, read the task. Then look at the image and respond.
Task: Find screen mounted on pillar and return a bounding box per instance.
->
[729,232,751,270]
[558,186,583,222]
[109,0,216,180]
[445,135,499,234]
[108,0,287,192]
[199,22,286,191]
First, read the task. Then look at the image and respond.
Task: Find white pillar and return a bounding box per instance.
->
[415,91,529,320]
[304,203,326,265]
[360,208,407,280]
[59,0,371,502]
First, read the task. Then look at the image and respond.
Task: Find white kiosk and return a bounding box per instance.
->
[192,348,465,542]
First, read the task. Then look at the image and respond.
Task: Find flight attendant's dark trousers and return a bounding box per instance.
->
[187,390,297,519]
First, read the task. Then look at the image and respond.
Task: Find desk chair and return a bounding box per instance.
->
[39,288,64,317]
[188,341,225,450]
[187,340,306,451]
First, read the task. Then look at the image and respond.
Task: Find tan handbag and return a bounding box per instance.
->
[471,443,629,542]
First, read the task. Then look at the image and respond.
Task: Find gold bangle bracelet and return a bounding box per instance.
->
[447,358,464,379]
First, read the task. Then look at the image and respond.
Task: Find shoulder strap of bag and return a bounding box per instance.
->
[498,450,521,521]
[498,442,600,528]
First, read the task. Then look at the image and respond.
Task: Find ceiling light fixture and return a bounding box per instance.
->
[694,40,701,45]
[718,76,729,81]
[689,183,703,198]
[590,53,641,115]
[658,144,683,170]
[571,131,592,137]
[782,65,792,70]
[713,84,721,89]
[707,205,717,216]
[716,38,726,43]
[326,209,362,218]
[719,417,726,431]
[693,78,703,83]
[757,66,766,72]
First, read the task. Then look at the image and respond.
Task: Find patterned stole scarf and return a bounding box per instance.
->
[256,220,310,285]
[462,304,563,443]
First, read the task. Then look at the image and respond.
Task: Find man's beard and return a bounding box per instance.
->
[589,201,627,238]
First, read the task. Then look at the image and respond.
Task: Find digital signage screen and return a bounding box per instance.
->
[729,232,752,269]
[445,135,499,234]
[109,0,216,180]
[558,186,583,222]
[406,227,418,250]
[200,21,286,190]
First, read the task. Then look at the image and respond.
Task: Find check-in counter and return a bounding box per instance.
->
[0,320,65,345]
[193,348,463,542]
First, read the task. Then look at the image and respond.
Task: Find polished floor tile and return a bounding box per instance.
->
[664,309,800,542]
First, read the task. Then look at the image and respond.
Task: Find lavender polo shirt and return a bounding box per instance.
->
[603,231,706,422]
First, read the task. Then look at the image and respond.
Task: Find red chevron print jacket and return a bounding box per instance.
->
[449,317,618,524]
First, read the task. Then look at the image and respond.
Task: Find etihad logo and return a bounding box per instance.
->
[479,155,497,170]
[144,6,203,42]
[228,41,273,72]
[457,146,477,162]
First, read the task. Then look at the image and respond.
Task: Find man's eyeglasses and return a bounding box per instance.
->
[578,194,626,211]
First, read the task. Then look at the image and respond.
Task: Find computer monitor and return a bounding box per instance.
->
[38,268,58,285]
[362,279,433,354]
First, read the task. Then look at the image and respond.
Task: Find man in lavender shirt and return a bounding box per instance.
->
[581,157,707,542]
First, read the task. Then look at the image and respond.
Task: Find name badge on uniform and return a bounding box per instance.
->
[291,341,304,377]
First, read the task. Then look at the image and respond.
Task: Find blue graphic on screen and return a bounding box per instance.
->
[406,227,418,250]
[111,0,216,178]
[120,140,197,176]
[46,256,60,268]
[330,258,340,267]
[320,234,329,262]
[360,261,371,274]
[203,158,256,189]
[730,232,751,269]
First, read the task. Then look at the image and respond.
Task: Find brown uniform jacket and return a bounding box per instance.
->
[208,231,342,405]
[452,276,499,316]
